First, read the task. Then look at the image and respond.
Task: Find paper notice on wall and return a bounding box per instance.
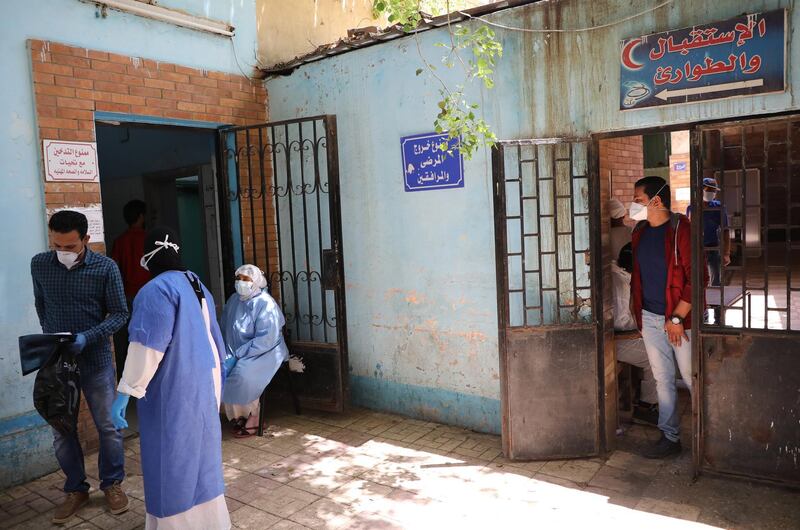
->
[43,140,99,182]
[47,204,105,244]
[675,187,691,201]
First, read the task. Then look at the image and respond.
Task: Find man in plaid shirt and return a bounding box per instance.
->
[30,210,130,523]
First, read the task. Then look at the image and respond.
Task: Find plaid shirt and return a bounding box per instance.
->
[31,249,129,374]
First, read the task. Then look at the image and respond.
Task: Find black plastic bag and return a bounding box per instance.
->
[33,343,81,436]
[18,334,75,376]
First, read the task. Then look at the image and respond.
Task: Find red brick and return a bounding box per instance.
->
[59,129,95,142]
[38,106,57,118]
[206,70,230,81]
[158,71,190,83]
[78,120,95,131]
[96,101,130,113]
[33,72,55,85]
[55,76,93,89]
[130,86,162,98]
[111,93,146,106]
[91,59,127,74]
[145,98,176,109]
[189,75,217,88]
[39,117,77,129]
[83,183,101,193]
[45,193,65,205]
[56,97,95,110]
[35,84,75,97]
[94,80,129,95]
[86,91,115,103]
[39,127,60,139]
[161,89,193,101]
[144,78,176,91]
[177,101,205,112]
[205,104,233,117]
[57,108,93,120]
[107,52,132,64]
[164,109,194,120]
[51,53,91,69]
[45,181,83,193]
[87,49,109,61]
[191,93,219,105]
[35,63,73,76]
[156,63,175,72]
[31,50,52,63]
[175,65,202,76]
[130,106,164,117]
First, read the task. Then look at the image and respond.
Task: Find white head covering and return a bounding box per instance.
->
[609,198,627,220]
[235,264,267,300]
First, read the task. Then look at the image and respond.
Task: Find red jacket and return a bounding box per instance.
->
[630,213,707,330]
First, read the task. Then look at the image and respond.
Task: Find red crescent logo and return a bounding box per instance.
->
[621,38,644,70]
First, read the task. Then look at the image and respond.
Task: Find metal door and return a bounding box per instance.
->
[492,139,601,459]
[218,116,349,412]
[693,116,800,487]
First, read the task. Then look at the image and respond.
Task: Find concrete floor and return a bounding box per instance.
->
[2,406,799,529]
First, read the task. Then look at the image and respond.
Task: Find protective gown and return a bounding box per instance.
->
[221,290,288,407]
[119,271,229,529]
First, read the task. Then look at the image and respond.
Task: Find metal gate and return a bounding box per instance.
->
[492,138,602,459]
[217,115,348,412]
[693,115,800,486]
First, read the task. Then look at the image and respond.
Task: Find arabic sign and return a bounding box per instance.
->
[47,204,105,244]
[620,10,786,110]
[401,132,464,192]
[43,140,99,182]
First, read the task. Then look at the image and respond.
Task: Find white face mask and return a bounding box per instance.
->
[57,251,80,270]
[235,280,254,297]
[703,191,717,202]
[629,182,668,222]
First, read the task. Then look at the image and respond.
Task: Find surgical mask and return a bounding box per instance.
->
[629,182,668,222]
[57,251,80,270]
[235,280,254,296]
[703,191,716,202]
[140,235,180,271]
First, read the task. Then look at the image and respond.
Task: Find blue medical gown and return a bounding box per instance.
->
[128,271,226,518]
[221,291,289,405]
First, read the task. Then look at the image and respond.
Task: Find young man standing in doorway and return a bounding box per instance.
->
[30,210,130,523]
[629,176,706,459]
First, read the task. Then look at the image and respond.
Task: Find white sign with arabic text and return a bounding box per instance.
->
[43,140,99,182]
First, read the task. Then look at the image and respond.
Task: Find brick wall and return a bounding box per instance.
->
[599,136,644,209]
[29,39,268,453]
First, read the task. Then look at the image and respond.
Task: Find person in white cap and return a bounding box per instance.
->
[609,198,631,263]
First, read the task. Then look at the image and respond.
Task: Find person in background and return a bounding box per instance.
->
[612,242,659,426]
[30,210,129,524]
[221,265,289,438]
[629,176,707,459]
[110,227,230,529]
[686,177,730,287]
[111,200,149,378]
[609,198,631,263]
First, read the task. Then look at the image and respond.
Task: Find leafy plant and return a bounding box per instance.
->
[373,1,502,159]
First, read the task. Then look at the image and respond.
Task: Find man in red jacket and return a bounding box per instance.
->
[630,176,706,458]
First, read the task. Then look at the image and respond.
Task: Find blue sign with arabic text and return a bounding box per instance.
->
[620,10,786,110]
[401,132,464,192]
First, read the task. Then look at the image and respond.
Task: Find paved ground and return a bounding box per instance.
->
[2,406,799,529]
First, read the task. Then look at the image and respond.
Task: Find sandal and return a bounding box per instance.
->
[230,417,246,434]
[233,423,267,438]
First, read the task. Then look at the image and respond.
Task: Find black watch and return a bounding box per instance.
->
[670,315,684,325]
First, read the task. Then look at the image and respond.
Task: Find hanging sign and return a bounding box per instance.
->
[43,140,99,182]
[401,132,464,192]
[47,204,105,244]
[620,10,786,110]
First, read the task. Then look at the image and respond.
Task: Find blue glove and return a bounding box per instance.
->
[223,355,237,375]
[111,393,130,430]
[71,333,87,354]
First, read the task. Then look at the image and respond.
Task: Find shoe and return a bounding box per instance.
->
[52,491,89,524]
[103,482,130,515]
[632,403,659,427]
[643,435,682,459]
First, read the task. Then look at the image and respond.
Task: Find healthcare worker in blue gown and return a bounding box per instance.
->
[221,264,288,438]
[110,227,230,530]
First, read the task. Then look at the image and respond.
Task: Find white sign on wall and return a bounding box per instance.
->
[43,140,99,182]
[47,204,105,244]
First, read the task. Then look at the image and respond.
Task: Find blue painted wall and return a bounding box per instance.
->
[265,0,799,433]
[0,0,258,488]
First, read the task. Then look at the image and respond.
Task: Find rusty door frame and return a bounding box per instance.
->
[692,114,800,489]
[591,109,800,486]
[492,138,601,459]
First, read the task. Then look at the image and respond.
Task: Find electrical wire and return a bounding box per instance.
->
[457,0,673,33]
[229,36,262,80]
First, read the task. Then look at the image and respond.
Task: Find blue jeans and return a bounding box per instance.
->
[53,363,125,492]
[641,310,693,442]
